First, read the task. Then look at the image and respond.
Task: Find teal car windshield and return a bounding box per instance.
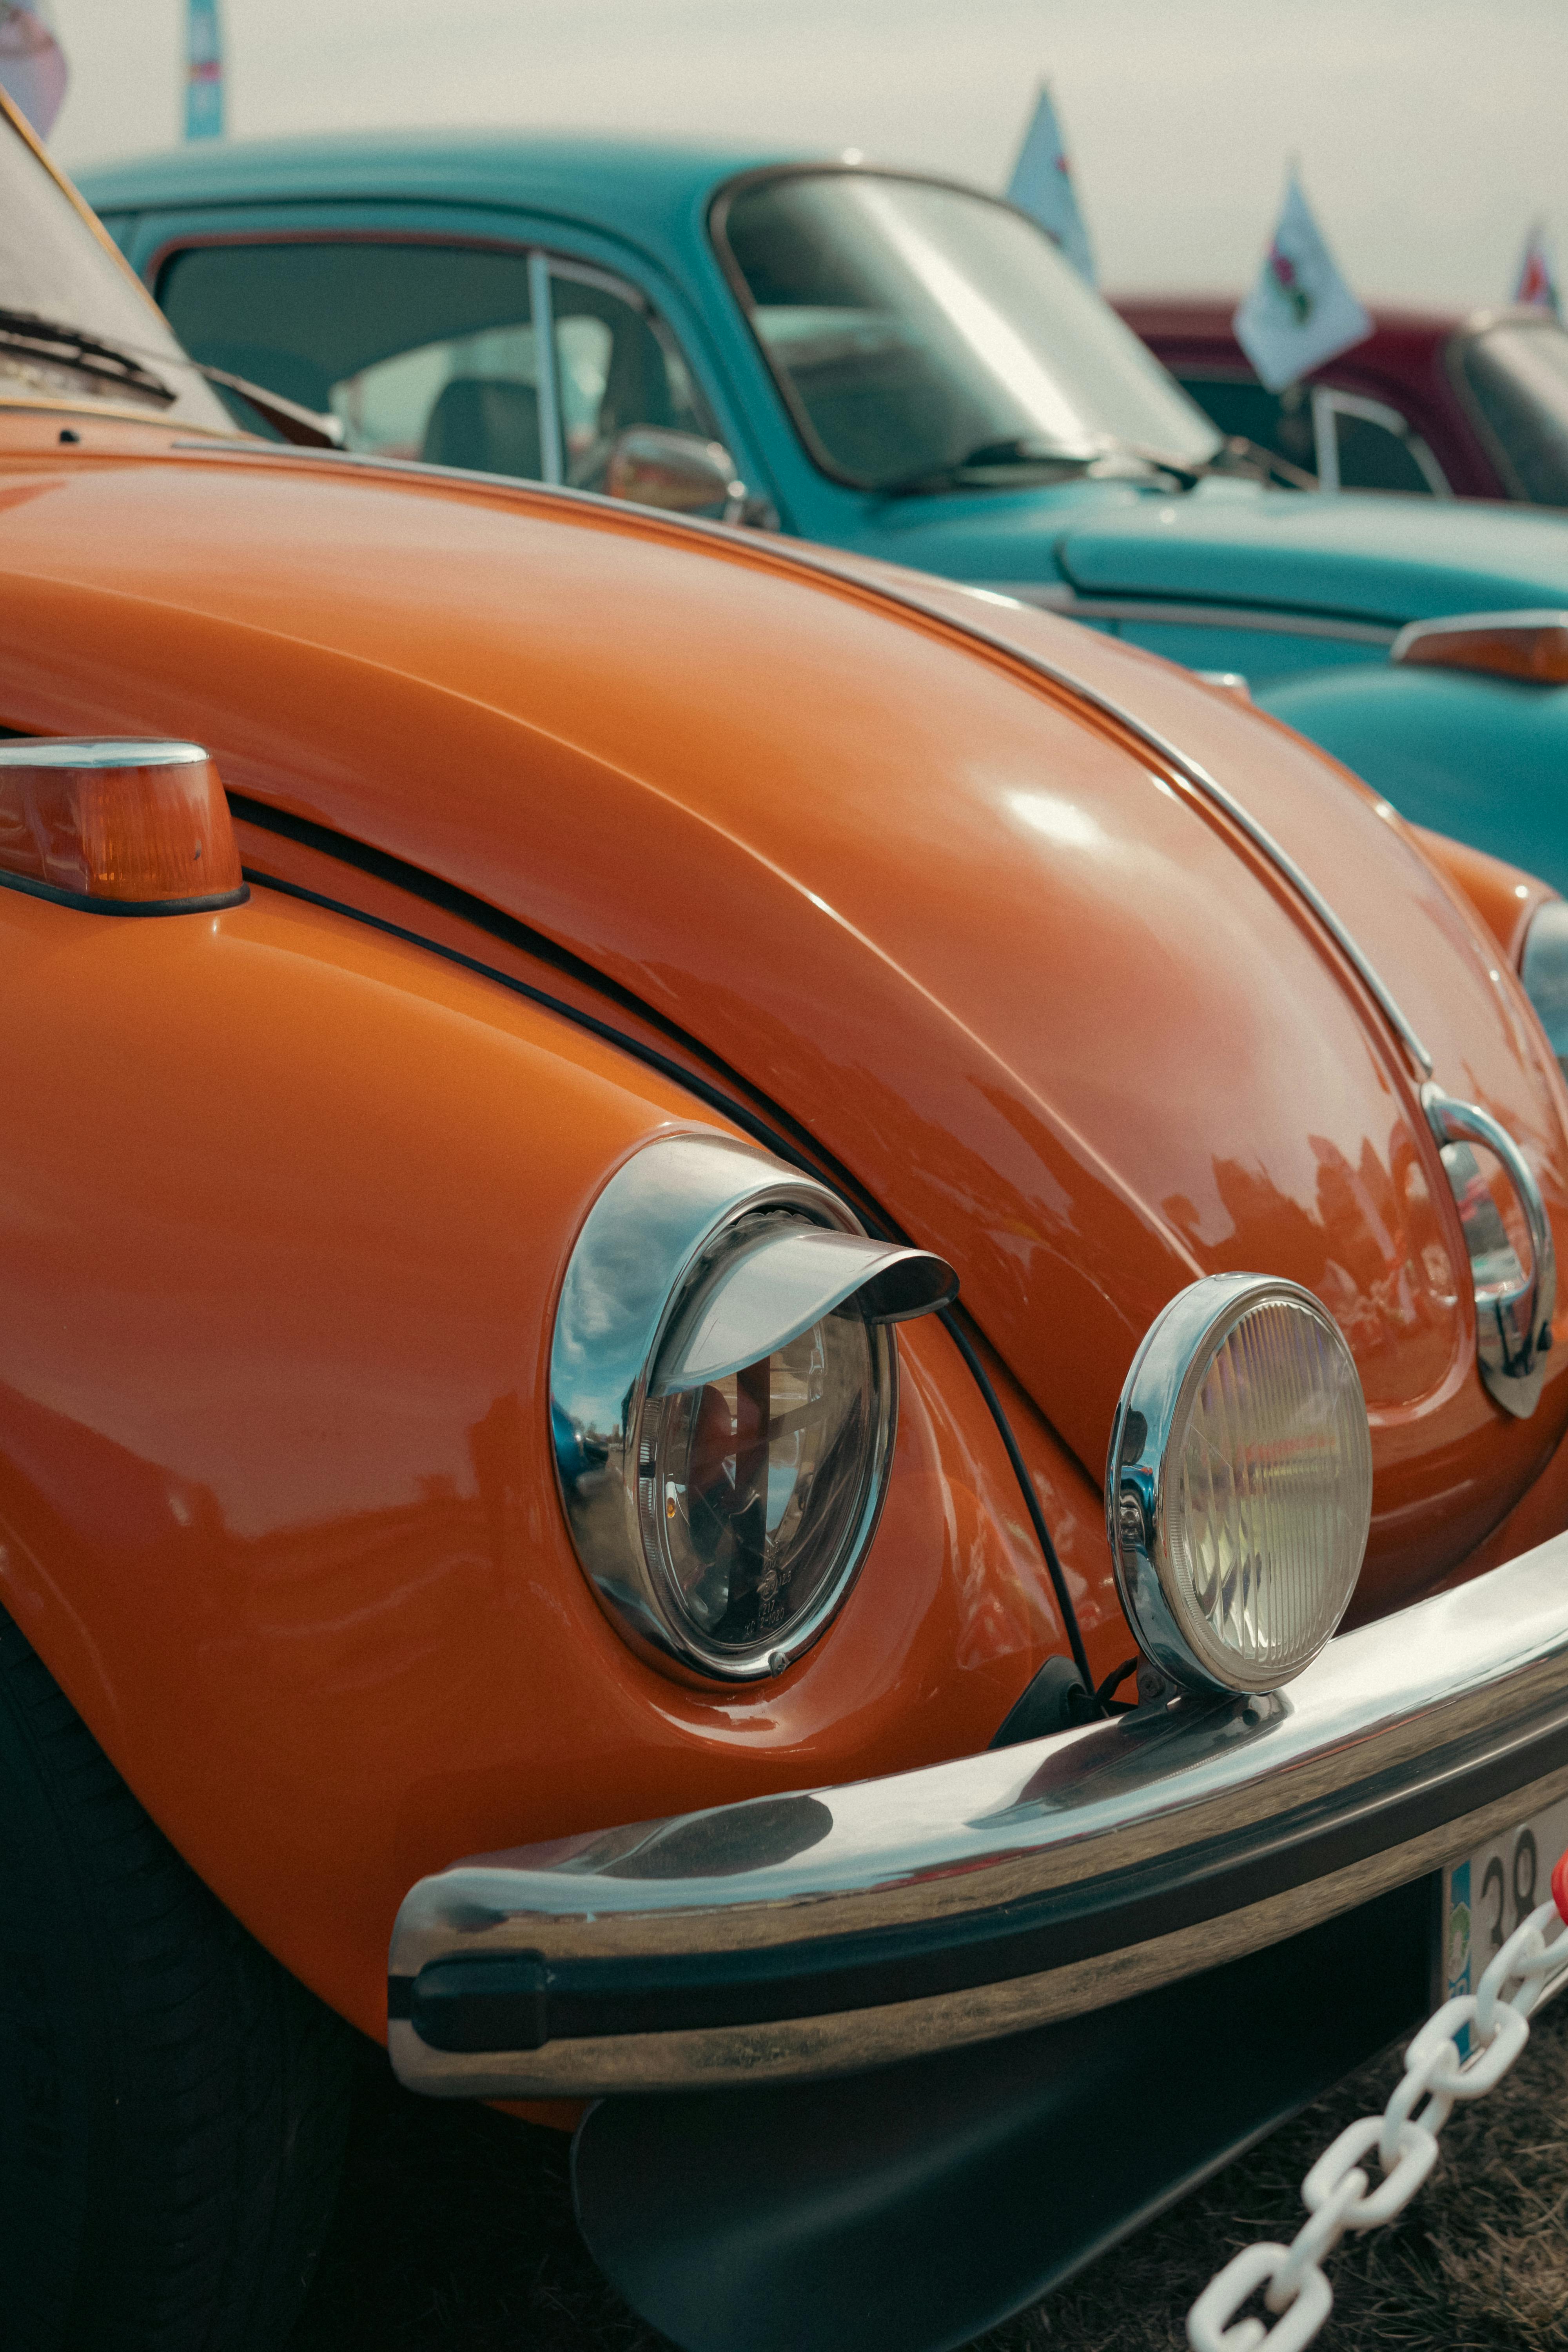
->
[715,169,1222,492]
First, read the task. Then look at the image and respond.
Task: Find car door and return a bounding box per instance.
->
[107,204,771,516]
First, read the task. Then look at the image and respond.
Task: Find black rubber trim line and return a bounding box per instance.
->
[240,840,1102,1700]
[0,867,249,917]
[232,795,802,1102]
[937,1312,1093,1694]
[247,860,856,1177]
[233,794,889,1215]
[389,1686,1568,2051]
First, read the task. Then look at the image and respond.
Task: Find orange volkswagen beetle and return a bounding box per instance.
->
[3,98,1568,2352]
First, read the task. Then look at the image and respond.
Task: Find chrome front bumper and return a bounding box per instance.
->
[388,1534,1568,2098]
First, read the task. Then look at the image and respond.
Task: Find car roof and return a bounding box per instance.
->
[76,129,828,242]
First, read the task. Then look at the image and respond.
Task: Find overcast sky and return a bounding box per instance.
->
[42,0,1568,311]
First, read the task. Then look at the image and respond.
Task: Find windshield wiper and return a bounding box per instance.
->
[170,357,343,449]
[0,306,342,449]
[873,436,1105,497]
[1115,436,1319,493]
[1223,435,1318,490]
[0,306,175,407]
[874,430,1318,501]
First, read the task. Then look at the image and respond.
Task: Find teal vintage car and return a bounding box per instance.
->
[80,133,1568,905]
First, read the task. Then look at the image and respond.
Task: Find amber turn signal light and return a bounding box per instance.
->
[1390,609,1568,686]
[0,738,246,913]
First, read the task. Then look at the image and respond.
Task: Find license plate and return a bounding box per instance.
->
[1441,1795,1568,2042]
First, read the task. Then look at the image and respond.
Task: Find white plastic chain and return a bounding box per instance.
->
[1188,1849,1568,2352]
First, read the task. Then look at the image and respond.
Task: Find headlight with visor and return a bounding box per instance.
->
[550,1133,956,1681]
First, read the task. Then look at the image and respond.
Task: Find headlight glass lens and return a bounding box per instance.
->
[1110,1276,1372,1695]
[1165,1294,1371,1686]
[641,1294,885,1660]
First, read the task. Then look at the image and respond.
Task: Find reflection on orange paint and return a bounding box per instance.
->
[0,393,1566,2058]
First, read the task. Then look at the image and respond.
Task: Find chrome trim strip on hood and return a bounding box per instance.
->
[851,576,1436,1084]
[388,1531,1568,2095]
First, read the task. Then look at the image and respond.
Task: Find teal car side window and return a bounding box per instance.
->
[155,236,718,487]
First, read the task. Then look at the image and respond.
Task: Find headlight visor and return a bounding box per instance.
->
[551,1134,954,1682]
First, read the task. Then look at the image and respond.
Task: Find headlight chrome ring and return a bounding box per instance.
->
[1106,1273,1372,1696]
[550,1132,956,1683]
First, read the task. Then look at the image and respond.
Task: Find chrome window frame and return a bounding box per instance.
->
[1310,384,1450,497]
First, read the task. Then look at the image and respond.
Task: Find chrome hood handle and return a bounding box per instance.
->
[1423,1083,1556,1417]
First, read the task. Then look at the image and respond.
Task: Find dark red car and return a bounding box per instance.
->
[1116,295,1568,506]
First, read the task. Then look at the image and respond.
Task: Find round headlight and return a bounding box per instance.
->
[1106,1274,1372,1695]
[550,1134,956,1681]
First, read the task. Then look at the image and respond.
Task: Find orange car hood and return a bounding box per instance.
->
[5,444,1566,1586]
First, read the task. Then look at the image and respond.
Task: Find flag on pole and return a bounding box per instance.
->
[186,0,224,141]
[1233,171,1372,394]
[1514,223,1559,314]
[0,3,67,138]
[1006,85,1096,285]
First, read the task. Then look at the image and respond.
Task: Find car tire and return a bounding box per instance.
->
[0,1598,355,2352]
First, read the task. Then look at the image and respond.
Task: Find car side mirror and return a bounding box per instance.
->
[603,427,748,523]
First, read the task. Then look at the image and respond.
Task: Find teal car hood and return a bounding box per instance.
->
[885,479,1568,626]
[1058,487,1568,622]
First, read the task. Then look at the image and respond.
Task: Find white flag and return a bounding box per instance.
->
[0,3,67,138]
[1233,172,1371,394]
[1006,85,1095,285]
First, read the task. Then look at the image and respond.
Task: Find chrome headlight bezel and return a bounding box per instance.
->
[1106,1272,1373,1697]
[550,1131,954,1683]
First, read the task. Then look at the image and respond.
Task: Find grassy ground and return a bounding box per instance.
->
[982,1988,1568,2352]
[288,1993,1568,2352]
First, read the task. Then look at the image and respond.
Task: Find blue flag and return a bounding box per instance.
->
[186,0,223,141]
[1006,85,1095,286]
